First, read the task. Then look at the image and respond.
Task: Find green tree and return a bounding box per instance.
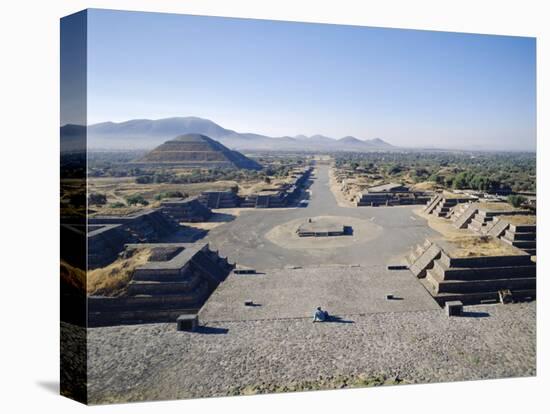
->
[126,194,149,206]
[507,195,526,208]
[88,193,107,205]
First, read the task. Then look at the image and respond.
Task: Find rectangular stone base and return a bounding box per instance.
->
[445,301,463,317]
[177,314,198,331]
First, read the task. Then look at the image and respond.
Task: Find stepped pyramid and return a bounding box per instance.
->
[139,133,261,170]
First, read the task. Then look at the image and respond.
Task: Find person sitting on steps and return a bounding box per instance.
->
[313,306,329,322]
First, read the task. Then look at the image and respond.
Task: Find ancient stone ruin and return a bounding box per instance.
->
[160,196,212,222]
[88,242,233,326]
[356,183,429,207]
[199,167,312,209]
[296,217,347,237]
[136,133,262,170]
[407,238,536,306]
[198,189,241,209]
[423,193,477,217]
[87,209,181,268]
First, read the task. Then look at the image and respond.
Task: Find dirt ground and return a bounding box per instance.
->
[413,208,470,240]
[328,168,356,208]
[445,236,523,257]
[502,215,537,225]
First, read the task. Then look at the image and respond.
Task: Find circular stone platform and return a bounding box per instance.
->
[265,215,383,249]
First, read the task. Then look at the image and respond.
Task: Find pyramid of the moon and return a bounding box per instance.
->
[139,134,261,170]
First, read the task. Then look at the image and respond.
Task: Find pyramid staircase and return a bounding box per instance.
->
[406,239,442,278]
[429,197,475,218]
[451,203,478,229]
[423,194,443,215]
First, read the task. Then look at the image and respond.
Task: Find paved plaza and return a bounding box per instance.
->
[204,165,438,269]
[200,266,440,322]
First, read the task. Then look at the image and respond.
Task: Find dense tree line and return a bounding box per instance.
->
[334,151,535,193]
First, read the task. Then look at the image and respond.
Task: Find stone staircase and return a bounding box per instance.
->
[423,194,443,215]
[406,239,442,278]
[430,197,474,218]
[451,203,478,229]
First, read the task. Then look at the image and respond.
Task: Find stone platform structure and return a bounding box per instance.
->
[160,196,212,222]
[356,183,429,207]
[424,194,477,218]
[407,238,536,306]
[198,190,240,209]
[87,209,181,268]
[449,202,529,231]
[296,217,346,237]
[494,217,537,256]
[240,167,312,208]
[88,242,234,326]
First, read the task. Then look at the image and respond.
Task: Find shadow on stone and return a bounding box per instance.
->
[36,381,59,394]
[461,311,490,318]
[326,315,354,324]
[209,212,236,223]
[195,326,229,335]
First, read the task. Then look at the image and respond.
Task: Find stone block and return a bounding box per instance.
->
[177,314,198,331]
[445,301,463,317]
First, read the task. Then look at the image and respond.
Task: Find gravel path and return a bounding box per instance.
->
[86,301,536,404]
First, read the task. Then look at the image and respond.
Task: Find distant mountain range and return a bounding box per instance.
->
[79,116,394,151]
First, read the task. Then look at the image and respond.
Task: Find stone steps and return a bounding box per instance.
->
[415,246,536,306]
[503,230,536,241]
[409,243,442,278]
[432,260,536,280]
[501,238,536,249]
[452,203,478,228]
[509,224,536,233]
[406,239,431,265]
[419,278,536,306]
[439,251,532,269]
[426,270,536,294]
[424,195,443,215]
[487,219,510,238]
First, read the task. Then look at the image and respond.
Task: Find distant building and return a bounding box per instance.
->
[356,183,428,206]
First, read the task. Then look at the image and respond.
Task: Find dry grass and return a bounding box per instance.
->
[89,205,150,217]
[60,260,86,293]
[502,215,536,225]
[87,248,152,296]
[476,202,518,211]
[411,181,439,191]
[441,191,472,199]
[447,236,522,257]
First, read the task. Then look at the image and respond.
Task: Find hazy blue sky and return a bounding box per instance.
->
[86,9,536,150]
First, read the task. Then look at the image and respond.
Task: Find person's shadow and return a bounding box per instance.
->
[326,315,354,324]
